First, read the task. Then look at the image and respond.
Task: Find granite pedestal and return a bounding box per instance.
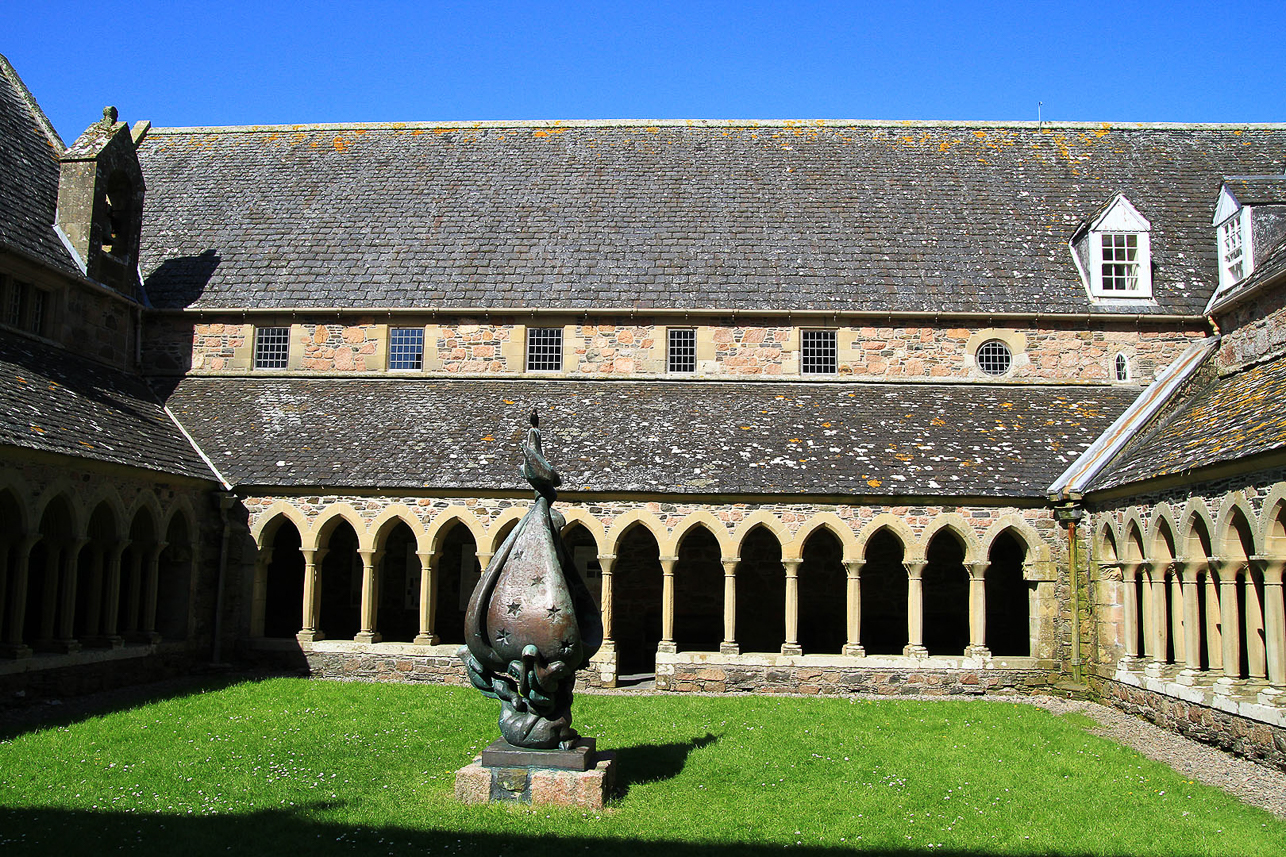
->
[455,737,616,809]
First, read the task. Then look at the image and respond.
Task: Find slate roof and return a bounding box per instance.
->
[1090,354,1286,492]
[137,120,1286,316]
[0,334,214,481]
[1223,175,1286,206]
[0,55,78,276]
[164,377,1137,497]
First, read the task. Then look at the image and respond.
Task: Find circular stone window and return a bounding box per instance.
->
[976,339,1013,376]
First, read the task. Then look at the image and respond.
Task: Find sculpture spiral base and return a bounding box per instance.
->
[455,739,616,809]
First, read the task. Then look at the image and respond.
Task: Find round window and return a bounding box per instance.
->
[976,339,1012,376]
[1114,353,1129,382]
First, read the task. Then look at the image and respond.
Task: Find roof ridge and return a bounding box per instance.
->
[0,52,65,151]
[144,118,1286,135]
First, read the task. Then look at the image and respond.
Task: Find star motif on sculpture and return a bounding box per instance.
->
[561,637,575,653]
[496,628,511,645]
[506,601,521,615]
[546,605,561,618]
[530,574,545,586]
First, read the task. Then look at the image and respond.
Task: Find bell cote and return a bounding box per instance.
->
[56,106,147,298]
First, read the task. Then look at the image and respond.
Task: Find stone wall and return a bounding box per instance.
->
[147,314,1203,383]
[1215,282,1286,373]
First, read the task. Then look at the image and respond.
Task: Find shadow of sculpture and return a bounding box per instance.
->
[612,731,719,797]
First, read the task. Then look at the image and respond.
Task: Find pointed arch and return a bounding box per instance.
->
[1214,494,1259,559]
[1094,516,1120,564]
[1122,515,1146,561]
[32,480,86,541]
[1178,500,1215,559]
[921,513,981,565]
[604,509,667,557]
[250,501,309,547]
[731,511,789,559]
[1149,511,1178,563]
[85,484,128,534]
[311,502,367,553]
[981,515,1049,564]
[665,511,734,559]
[369,503,429,554]
[790,512,859,562]
[0,481,32,537]
[559,508,608,555]
[856,514,914,562]
[485,505,530,556]
[1259,485,1286,556]
[124,490,165,540]
[422,506,486,556]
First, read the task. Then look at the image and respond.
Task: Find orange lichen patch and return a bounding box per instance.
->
[502,399,515,404]
[740,425,752,430]
[938,141,952,152]
[866,478,882,488]
[78,441,95,449]
[972,130,987,139]
[333,136,349,152]
[1095,123,1111,138]
[433,128,454,134]
[821,422,831,428]
[30,425,44,434]
[930,417,945,426]
[788,438,800,443]
[412,129,425,135]
[532,128,565,138]
[481,435,494,442]
[1234,129,1243,136]
[894,452,914,462]
[646,127,659,133]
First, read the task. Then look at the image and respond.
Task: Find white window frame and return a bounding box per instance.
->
[1114,352,1130,382]
[1082,195,1153,300]
[1217,209,1249,291]
[800,329,838,375]
[254,326,290,370]
[667,328,696,374]
[526,327,563,372]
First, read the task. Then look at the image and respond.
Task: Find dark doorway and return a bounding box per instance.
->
[674,527,723,652]
[923,531,969,655]
[263,522,304,638]
[319,521,360,641]
[433,522,480,645]
[736,526,785,654]
[860,529,907,655]
[798,528,847,655]
[613,525,662,673]
[985,531,1030,656]
[377,522,419,643]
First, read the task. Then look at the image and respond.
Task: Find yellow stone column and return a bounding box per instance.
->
[1175,557,1203,683]
[842,559,865,657]
[55,538,88,653]
[1145,561,1170,676]
[1203,557,1223,671]
[38,544,63,647]
[1251,556,1286,697]
[903,560,928,657]
[597,554,616,653]
[1,536,38,658]
[965,561,991,659]
[1214,558,1243,687]
[249,545,271,638]
[1244,565,1267,681]
[142,541,168,644]
[1119,560,1141,662]
[781,558,802,656]
[296,547,326,644]
[81,545,105,641]
[123,544,145,637]
[657,556,677,654]
[414,550,438,645]
[720,557,739,655]
[1169,564,1185,665]
[355,548,383,644]
[101,541,127,647]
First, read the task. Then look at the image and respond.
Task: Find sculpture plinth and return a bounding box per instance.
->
[456,412,614,807]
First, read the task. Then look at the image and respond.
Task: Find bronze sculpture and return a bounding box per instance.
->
[461,412,603,749]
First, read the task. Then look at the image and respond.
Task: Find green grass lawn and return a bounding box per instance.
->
[0,677,1281,856]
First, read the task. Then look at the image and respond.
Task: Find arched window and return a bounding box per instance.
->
[1114,353,1130,382]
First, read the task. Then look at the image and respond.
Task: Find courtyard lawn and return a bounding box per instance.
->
[0,678,1281,856]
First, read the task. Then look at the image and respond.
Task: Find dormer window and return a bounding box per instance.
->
[1219,214,1245,285]
[1072,194,1153,300]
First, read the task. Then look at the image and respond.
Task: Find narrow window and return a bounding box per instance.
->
[1115,353,1130,382]
[30,289,47,336]
[1100,234,1139,291]
[1220,217,1245,284]
[976,339,1012,376]
[526,327,562,372]
[254,326,290,369]
[7,280,27,327]
[801,329,838,375]
[388,327,425,371]
[667,328,696,373]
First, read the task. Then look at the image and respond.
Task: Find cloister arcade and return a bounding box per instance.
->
[247,500,1051,677]
[0,474,199,659]
[1094,490,1286,700]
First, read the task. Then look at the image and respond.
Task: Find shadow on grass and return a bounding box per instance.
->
[612,732,719,797]
[0,804,1155,857]
[0,670,287,743]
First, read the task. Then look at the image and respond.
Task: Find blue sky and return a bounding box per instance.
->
[7,1,1286,141]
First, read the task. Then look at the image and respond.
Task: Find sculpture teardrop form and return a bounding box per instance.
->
[461,412,602,749]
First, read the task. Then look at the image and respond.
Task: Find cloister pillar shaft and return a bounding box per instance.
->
[1139,561,1156,661]
[82,546,105,639]
[1245,567,1267,680]
[0,537,10,642]
[903,560,927,657]
[1204,558,1223,671]
[1149,561,1169,666]
[597,554,616,650]
[102,541,127,646]
[842,560,865,657]
[966,562,990,658]
[1215,559,1242,681]
[657,556,677,654]
[249,546,271,638]
[39,545,62,643]
[297,547,325,644]
[56,539,88,652]
[124,545,144,635]
[1120,561,1141,659]
[355,549,382,644]
[720,558,739,655]
[782,559,802,656]
[414,550,438,645]
[141,541,167,643]
[1177,558,1202,672]
[1253,557,1286,689]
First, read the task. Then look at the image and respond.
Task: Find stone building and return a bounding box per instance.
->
[2,54,1285,766]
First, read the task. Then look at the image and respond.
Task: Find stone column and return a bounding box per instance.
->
[141,541,167,644]
[1170,565,1186,665]
[1,535,37,658]
[719,558,739,655]
[0,536,9,643]
[123,544,145,636]
[414,550,438,645]
[355,549,382,644]
[842,559,865,657]
[965,561,991,659]
[1145,561,1170,677]
[1119,560,1141,661]
[101,541,127,647]
[657,556,677,654]
[1138,561,1157,662]
[1175,557,1203,683]
[781,558,802,656]
[903,560,927,657]
[38,545,62,647]
[1244,565,1267,681]
[597,554,616,652]
[296,547,325,644]
[55,539,88,653]
[1251,556,1286,697]
[1204,558,1223,672]
[249,546,271,638]
[1214,558,1243,687]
